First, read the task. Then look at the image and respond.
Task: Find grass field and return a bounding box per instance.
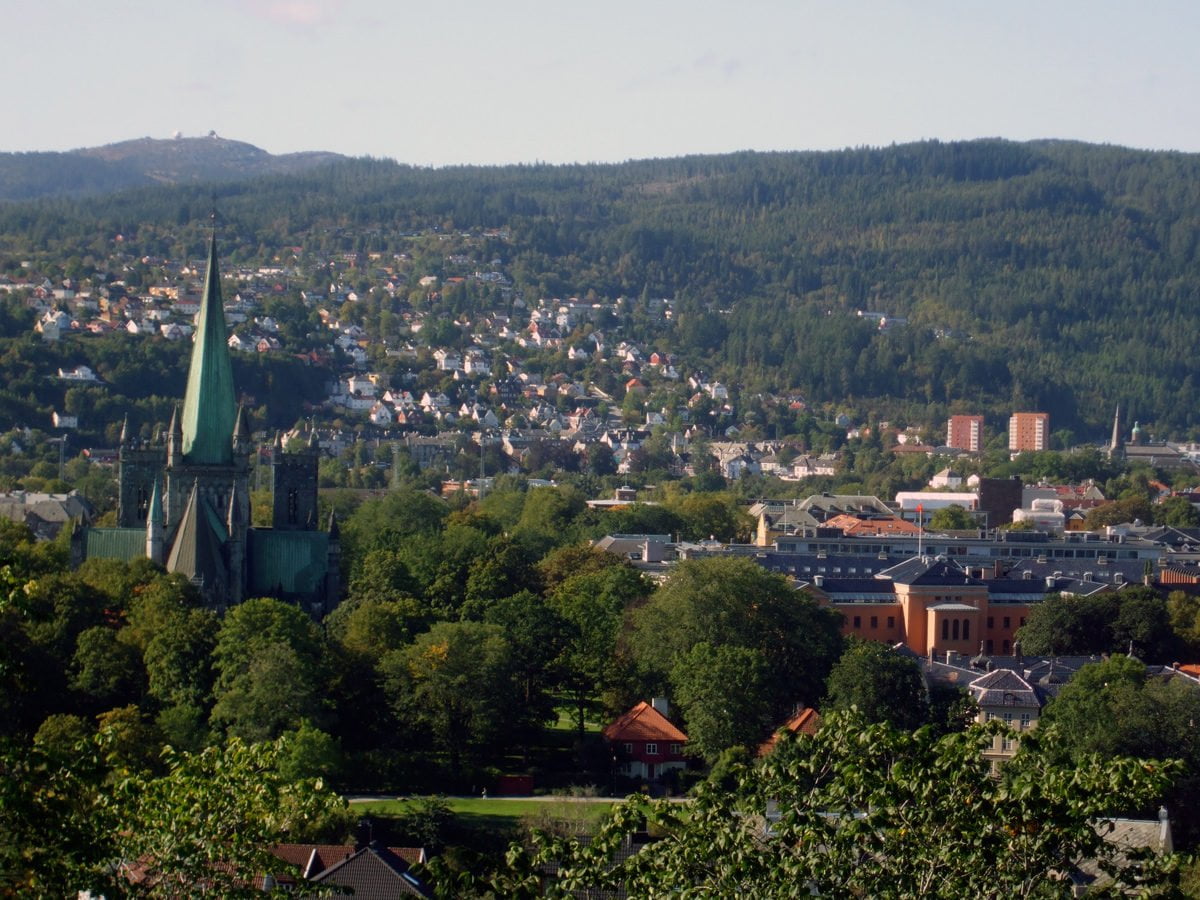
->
[354,796,618,834]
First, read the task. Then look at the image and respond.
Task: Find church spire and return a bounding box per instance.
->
[146,477,164,564]
[1108,404,1125,460]
[180,227,237,465]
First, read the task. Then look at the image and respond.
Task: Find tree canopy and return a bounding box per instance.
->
[452,711,1184,898]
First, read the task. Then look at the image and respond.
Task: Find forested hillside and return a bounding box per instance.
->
[0,136,344,201]
[4,139,1200,436]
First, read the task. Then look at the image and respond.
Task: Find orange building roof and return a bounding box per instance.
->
[603,701,688,743]
[825,514,922,537]
[758,707,821,757]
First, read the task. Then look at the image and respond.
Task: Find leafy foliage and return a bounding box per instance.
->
[630,557,844,722]
[826,638,930,729]
[1016,588,1177,661]
[450,711,1183,897]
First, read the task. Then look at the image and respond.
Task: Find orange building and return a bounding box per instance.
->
[823,514,923,537]
[947,415,985,452]
[806,557,1038,657]
[1008,412,1049,452]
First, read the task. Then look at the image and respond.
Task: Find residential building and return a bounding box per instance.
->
[1008,412,1049,453]
[947,415,985,452]
[266,843,431,897]
[603,699,689,783]
[966,667,1043,773]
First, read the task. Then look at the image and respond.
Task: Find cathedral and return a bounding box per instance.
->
[78,231,340,615]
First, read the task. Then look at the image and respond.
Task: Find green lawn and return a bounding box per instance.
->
[354,796,618,833]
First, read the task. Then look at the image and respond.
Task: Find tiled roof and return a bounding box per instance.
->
[270,843,425,878]
[968,668,1041,708]
[603,701,688,743]
[879,556,985,587]
[758,707,821,756]
[307,844,431,898]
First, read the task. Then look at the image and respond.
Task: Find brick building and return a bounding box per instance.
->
[1008,412,1049,452]
[947,415,985,452]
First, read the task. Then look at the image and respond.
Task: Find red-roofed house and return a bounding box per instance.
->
[603,698,688,782]
[757,706,821,757]
[824,513,922,537]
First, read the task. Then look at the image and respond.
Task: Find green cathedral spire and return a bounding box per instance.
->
[180,231,237,464]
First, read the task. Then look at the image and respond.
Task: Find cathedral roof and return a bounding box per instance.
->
[180,232,237,465]
[247,529,331,596]
[167,483,227,588]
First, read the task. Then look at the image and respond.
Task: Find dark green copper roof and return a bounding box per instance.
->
[248,529,330,596]
[84,527,146,561]
[181,233,236,465]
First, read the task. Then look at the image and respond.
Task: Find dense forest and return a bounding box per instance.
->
[4,139,1200,436]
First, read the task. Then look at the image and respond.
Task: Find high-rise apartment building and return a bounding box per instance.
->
[947,415,985,452]
[1008,412,1049,452]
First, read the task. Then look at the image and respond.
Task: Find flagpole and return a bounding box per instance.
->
[917,503,924,558]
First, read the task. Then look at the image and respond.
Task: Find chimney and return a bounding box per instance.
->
[1045,576,1055,589]
[651,697,670,717]
[945,650,954,664]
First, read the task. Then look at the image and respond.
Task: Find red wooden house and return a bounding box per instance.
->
[603,699,688,782]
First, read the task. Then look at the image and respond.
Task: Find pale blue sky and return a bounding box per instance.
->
[6,0,1198,164]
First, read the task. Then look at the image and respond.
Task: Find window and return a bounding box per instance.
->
[670,743,681,755]
[1019,713,1032,730]
[1003,616,1011,629]
[942,619,949,640]
[986,639,994,653]
[987,616,994,629]
[887,616,895,628]
[952,620,960,640]
[870,616,878,628]
[853,615,861,628]
[1020,617,1026,627]
[646,743,659,755]
[623,743,632,753]
[1002,639,1010,654]
[963,619,970,641]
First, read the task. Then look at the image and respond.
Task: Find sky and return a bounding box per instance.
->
[7,0,1200,166]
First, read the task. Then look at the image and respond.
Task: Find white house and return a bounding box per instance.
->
[433,349,462,371]
[57,365,99,382]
